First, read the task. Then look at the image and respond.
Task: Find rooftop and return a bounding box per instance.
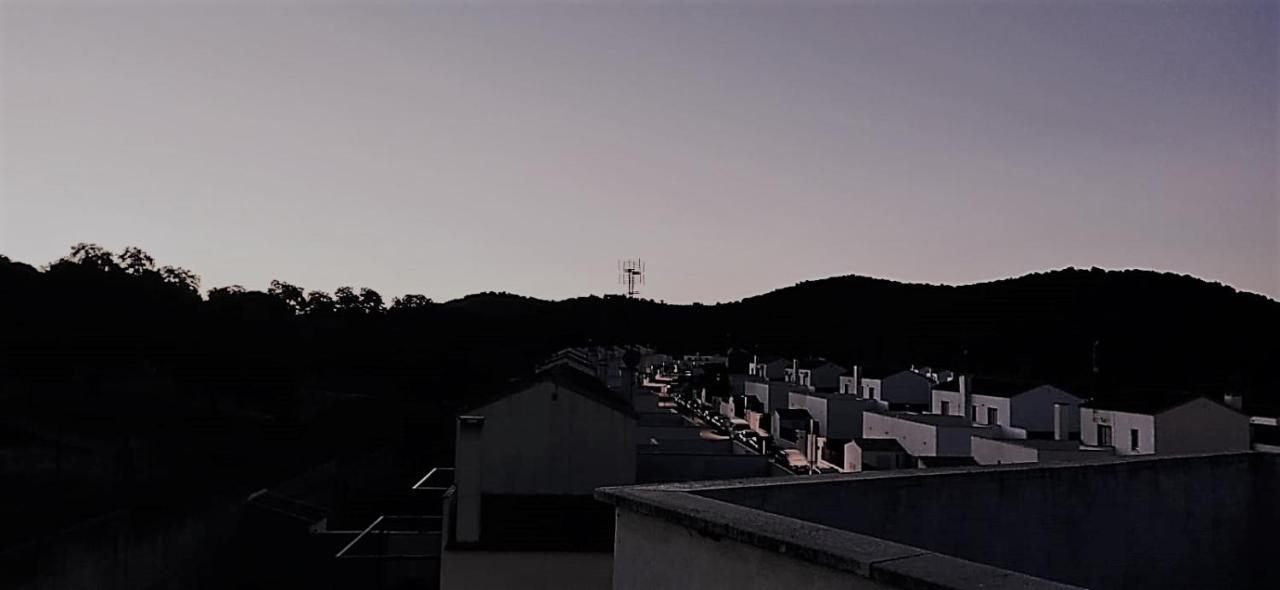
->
[850,437,909,453]
[934,376,1041,397]
[463,363,637,418]
[885,412,980,428]
[791,389,881,401]
[855,365,913,380]
[1080,392,1215,415]
[598,452,1278,590]
[799,359,844,370]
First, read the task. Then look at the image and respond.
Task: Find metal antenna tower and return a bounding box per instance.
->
[618,259,645,298]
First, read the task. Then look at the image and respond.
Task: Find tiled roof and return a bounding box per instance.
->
[464,364,638,417]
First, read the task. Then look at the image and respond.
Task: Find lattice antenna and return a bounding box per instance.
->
[618,259,645,298]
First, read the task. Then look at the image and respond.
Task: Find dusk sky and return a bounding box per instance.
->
[2,0,1276,303]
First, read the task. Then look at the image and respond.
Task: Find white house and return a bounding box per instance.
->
[440,365,637,589]
[970,437,1117,466]
[789,359,847,391]
[820,437,913,472]
[771,408,815,444]
[747,355,789,381]
[837,365,922,402]
[932,377,1083,438]
[861,411,997,458]
[787,389,887,439]
[1079,395,1250,456]
[743,378,799,417]
[876,369,934,411]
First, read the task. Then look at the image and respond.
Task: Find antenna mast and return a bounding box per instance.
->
[618,259,645,298]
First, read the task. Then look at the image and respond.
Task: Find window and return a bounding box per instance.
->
[1130,428,1140,451]
[941,400,951,415]
[987,407,998,425]
[1097,424,1113,447]
[969,405,977,421]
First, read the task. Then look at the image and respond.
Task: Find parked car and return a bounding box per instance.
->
[774,448,809,473]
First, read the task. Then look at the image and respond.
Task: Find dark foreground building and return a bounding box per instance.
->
[598,452,1277,590]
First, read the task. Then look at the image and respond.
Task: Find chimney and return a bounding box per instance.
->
[454,415,485,543]
[959,374,971,422]
[797,424,818,469]
[1053,403,1069,441]
[852,364,862,397]
[791,358,799,384]
[1223,394,1243,411]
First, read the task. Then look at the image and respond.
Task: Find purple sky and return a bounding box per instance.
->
[2,1,1276,302]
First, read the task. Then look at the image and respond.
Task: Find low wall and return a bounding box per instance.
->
[699,453,1279,589]
[612,509,892,590]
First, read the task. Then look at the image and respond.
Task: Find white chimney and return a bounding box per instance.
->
[959,374,971,422]
[852,364,863,397]
[1223,394,1243,411]
[1053,403,1069,441]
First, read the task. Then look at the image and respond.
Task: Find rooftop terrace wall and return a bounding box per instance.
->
[694,452,1277,589]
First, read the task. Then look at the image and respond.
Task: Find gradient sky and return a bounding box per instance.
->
[2,0,1276,303]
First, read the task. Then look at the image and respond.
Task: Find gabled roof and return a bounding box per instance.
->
[1082,393,1237,417]
[973,378,1053,398]
[464,364,638,418]
[850,364,909,380]
[850,437,908,453]
[799,359,845,371]
[879,368,931,382]
[932,376,1044,398]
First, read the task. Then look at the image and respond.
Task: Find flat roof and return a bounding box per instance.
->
[599,471,1083,590]
[880,412,985,428]
[598,452,1276,590]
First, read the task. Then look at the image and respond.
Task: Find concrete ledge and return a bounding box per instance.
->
[598,452,1270,590]
[600,487,924,578]
[609,449,1263,495]
[597,484,1082,590]
[871,553,1080,590]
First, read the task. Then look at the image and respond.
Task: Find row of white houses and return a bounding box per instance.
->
[739,360,1254,471]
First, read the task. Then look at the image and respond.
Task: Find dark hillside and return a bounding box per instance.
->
[2,247,1277,549]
